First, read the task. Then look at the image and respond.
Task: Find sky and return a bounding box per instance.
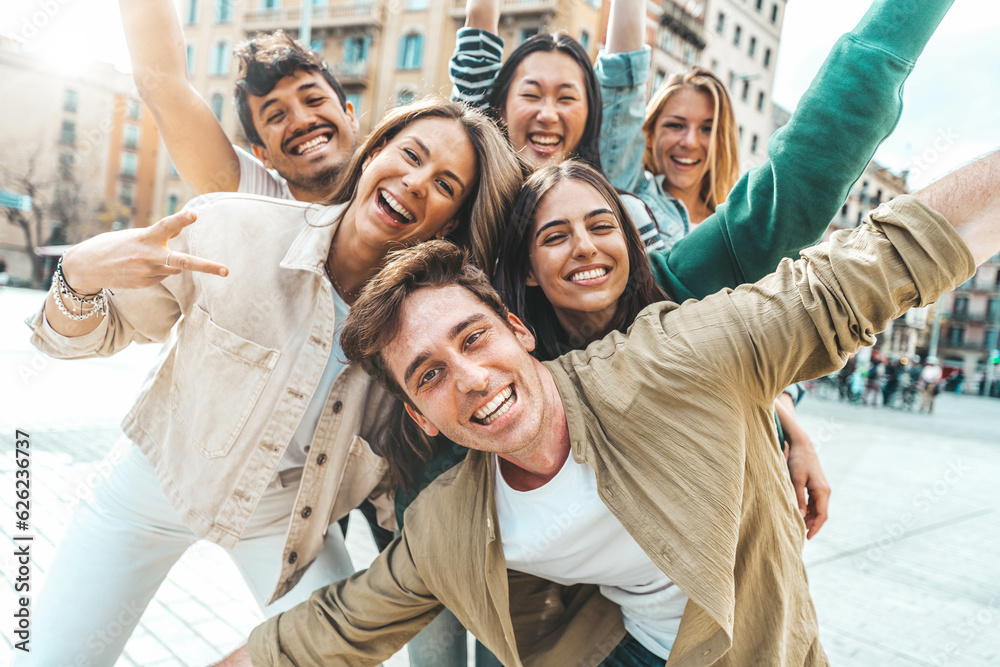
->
[2,0,999,189]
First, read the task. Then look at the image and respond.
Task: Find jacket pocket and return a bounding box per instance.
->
[170,306,279,458]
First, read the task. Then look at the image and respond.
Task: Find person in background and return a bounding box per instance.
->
[919,357,944,414]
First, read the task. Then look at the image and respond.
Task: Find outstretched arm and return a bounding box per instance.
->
[120,0,241,194]
[596,0,650,191]
[449,0,504,108]
[652,0,955,301]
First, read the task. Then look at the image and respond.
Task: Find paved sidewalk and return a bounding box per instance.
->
[2,284,999,666]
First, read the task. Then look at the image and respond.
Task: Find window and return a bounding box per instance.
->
[684,46,695,65]
[344,36,371,63]
[733,25,742,46]
[771,3,779,24]
[710,59,718,72]
[407,0,428,10]
[653,69,666,91]
[954,296,969,316]
[741,79,750,102]
[660,31,673,53]
[716,12,725,34]
[757,91,765,111]
[947,326,964,347]
[397,33,423,70]
[755,0,763,10]
[124,125,139,150]
[579,29,590,51]
[120,182,134,207]
[840,203,848,216]
[748,36,756,57]
[988,298,1000,320]
[738,125,743,140]
[63,89,77,113]
[58,152,74,175]
[186,44,195,78]
[763,47,772,68]
[751,133,759,153]
[186,0,198,25]
[210,41,230,76]
[519,27,538,44]
[121,152,138,178]
[60,120,76,145]
[310,38,325,54]
[127,99,141,119]
[261,0,280,8]
[210,93,224,120]
[168,160,179,177]
[397,88,416,106]
[166,193,180,216]
[214,0,233,23]
[728,71,736,91]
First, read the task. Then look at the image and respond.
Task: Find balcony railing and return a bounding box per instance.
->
[330,60,369,82]
[244,2,382,30]
[450,0,559,19]
[660,0,705,50]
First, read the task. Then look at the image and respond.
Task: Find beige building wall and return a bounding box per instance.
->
[0,37,157,283]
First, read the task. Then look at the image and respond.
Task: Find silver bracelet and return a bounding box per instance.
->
[50,271,107,321]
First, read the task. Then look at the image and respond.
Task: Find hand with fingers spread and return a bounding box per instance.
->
[59,210,228,293]
[44,210,228,338]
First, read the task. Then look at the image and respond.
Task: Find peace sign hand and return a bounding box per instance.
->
[60,210,229,294]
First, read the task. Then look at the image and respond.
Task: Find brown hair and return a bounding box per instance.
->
[341,240,509,490]
[643,67,739,213]
[493,161,667,360]
[233,30,348,147]
[324,98,522,271]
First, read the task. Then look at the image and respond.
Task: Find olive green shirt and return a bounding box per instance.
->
[248,196,975,666]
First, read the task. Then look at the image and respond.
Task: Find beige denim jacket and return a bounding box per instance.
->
[27,193,396,602]
[248,197,975,664]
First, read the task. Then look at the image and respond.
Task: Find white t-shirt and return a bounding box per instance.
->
[493,454,688,660]
[278,288,349,471]
[236,145,295,200]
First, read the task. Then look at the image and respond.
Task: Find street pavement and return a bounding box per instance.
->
[2,285,999,666]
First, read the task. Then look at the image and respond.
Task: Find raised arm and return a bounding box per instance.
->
[450,0,504,108]
[652,0,955,301]
[120,0,241,194]
[596,0,649,191]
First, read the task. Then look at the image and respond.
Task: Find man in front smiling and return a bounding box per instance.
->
[219,147,1000,665]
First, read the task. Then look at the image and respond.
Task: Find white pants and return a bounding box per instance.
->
[13,441,355,666]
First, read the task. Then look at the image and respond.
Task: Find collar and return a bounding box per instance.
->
[279,201,349,274]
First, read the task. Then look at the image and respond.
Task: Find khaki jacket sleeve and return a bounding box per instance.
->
[718,195,975,402]
[248,531,442,666]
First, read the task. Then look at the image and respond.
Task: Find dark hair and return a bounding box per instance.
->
[233,30,348,146]
[493,161,667,361]
[486,32,604,173]
[341,240,509,490]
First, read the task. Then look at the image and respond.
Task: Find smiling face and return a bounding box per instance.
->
[343,117,478,252]
[247,69,360,200]
[382,285,551,457]
[501,50,589,170]
[651,86,715,198]
[525,179,629,339]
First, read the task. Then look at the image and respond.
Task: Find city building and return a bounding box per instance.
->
[0,37,160,286]
[934,254,1000,394]
[827,159,909,238]
[700,0,785,168]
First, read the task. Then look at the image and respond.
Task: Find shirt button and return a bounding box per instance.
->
[301,507,312,518]
[288,552,298,564]
[333,400,343,413]
[317,453,328,465]
[703,649,711,656]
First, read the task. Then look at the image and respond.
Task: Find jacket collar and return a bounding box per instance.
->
[280,201,349,274]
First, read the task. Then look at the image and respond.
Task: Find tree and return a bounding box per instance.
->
[1,145,121,288]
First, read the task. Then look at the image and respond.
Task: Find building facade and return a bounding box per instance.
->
[934,255,1000,394]
[0,37,159,285]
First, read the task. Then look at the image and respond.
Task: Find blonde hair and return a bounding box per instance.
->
[324,97,522,271]
[642,67,739,213]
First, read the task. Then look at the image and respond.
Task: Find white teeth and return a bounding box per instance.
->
[474,386,514,424]
[380,190,414,221]
[530,134,560,146]
[295,136,330,155]
[569,267,608,282]
[672,156,698,165]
